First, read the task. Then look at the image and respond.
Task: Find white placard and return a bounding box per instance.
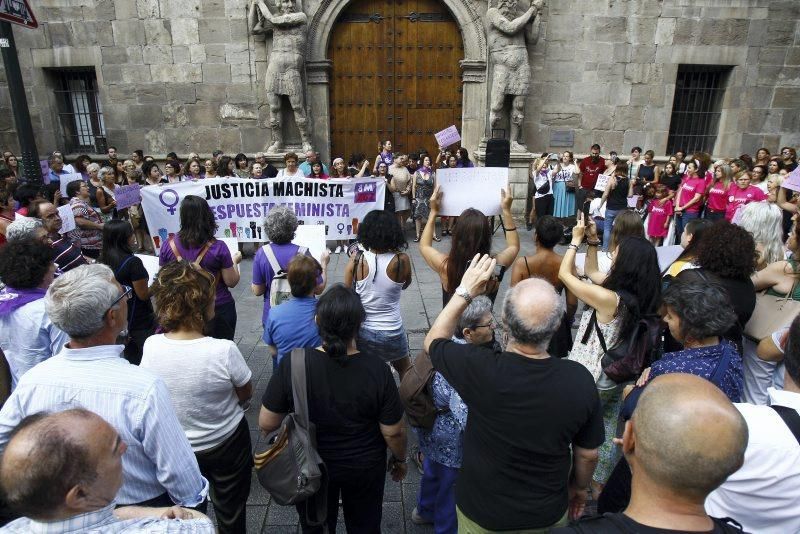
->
[627,195,640,208]
[437,167,508,217]
[56,204,76,234]
[59,173,84,197]
[655,245,684,272]
[594,174,610,191]
[292,224,327,262]
[135,254,161,285]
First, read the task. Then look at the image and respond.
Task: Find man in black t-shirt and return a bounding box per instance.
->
[553,374,749,534]
[423,256,604,532]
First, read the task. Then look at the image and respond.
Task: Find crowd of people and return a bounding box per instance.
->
[0,139,798,534]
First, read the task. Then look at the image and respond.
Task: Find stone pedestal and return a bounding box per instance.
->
[475,139,534,217]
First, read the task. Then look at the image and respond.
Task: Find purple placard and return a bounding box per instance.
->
[434,125,461,149]
[115,184,142,209]
[782,166,800,193]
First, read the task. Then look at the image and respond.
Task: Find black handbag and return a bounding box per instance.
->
[254,349,327,526]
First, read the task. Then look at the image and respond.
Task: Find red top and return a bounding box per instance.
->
[578,156,606,189]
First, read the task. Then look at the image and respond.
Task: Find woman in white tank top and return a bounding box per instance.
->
[345,210,413,378]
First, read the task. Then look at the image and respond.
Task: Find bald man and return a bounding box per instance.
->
[554,374,749,533]
[423,256,604,532]
[0,408,213,533]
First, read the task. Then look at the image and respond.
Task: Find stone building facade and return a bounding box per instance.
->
[0,0,798,169]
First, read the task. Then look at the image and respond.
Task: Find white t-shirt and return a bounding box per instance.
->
[140,335,252,452]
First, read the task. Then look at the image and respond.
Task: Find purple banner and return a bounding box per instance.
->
[115,184,142,209]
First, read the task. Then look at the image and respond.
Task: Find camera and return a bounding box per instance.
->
[548,153,559,161]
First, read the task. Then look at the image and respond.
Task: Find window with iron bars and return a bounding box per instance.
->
[666,65,733,156]
[52,68,107,154]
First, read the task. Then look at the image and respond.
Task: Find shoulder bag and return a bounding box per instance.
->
[254,348,327,526]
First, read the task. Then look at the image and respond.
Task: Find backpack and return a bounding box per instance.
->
[398,350,449,430]
[263,244,307,308]
[168,238,217,288]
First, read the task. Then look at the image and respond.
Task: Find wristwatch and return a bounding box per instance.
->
[455,285,473,303]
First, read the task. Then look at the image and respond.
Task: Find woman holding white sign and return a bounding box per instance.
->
[420,183,519,306]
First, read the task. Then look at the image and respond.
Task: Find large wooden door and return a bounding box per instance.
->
[328,0,464,160]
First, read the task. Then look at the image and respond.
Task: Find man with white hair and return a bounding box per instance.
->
[0,264,209,508]
[423,255,604,532]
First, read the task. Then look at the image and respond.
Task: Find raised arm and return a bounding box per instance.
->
[488,6,537,35]
[420,186,448,277]
[494,186,520,267]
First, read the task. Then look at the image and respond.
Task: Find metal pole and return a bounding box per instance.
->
[0,20,41,185]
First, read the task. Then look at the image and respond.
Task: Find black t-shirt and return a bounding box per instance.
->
[608,177,630,210]
[660,174,681,192]
[551,512,746,533]
[262,348,404,469]
[112,254,155,331]
[428,339,605,530]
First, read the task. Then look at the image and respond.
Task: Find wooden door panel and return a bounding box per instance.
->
[329,0,463,161]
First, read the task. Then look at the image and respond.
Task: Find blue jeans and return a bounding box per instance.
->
[675,211,700,244]
[417,457,459,534]
[602,209,620,251]
[357,326,409,362]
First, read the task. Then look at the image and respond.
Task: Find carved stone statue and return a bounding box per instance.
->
[486,0,543,152]
[248,0,314,153]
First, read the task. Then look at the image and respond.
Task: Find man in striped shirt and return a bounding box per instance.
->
[0,264,209,508]
[34,201,89,273]
[0,408,214,533]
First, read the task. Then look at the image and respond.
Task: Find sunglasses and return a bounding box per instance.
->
[104,285,132,316]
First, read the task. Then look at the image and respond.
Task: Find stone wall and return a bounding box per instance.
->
[0,0,797,160]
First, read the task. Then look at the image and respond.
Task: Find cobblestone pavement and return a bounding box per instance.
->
[218,219,543,533]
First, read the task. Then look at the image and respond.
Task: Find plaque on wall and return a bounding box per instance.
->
[550,130,574,147]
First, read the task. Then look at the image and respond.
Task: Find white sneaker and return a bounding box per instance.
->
[334,246,343,254]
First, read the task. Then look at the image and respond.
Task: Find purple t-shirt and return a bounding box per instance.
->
[159,237,234,306]
[252,243,322,325]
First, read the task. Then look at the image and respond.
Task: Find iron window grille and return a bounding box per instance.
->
[52,69,107,153]
[666,65,732,156]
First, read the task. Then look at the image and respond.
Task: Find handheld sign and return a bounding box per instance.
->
[292,224,327,263]
[114,184,142,210]
[56,204,76,234]
[0,0,38,29]
[59,173,84,198]
[437,167,508,217]
[135,254,161,285]
[594,174,610,191]
[434,125,461,149]
[781,167,800,193]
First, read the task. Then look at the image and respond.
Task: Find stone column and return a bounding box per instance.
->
[460,59,488,156]
[306,59,332,163]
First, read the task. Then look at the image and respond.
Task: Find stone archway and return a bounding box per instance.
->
[305,0,488,162]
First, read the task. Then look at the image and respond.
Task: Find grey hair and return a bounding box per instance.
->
[6,218,43,242]
[454,296,493,338]
[738,202,785,266]
[98,166,114,181]
[264,206,298,244]
[502,279,565,350]
[662,278,736,341]
[47,154,62,165]
[86,162,100,174]
[45,264,121,340]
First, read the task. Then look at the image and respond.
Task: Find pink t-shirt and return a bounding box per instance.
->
[647,200,673,238]
[706,181,728,212]
[725,185,767,221]
[677,177,706,213]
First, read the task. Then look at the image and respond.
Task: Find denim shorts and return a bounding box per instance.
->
[357,326,409,362]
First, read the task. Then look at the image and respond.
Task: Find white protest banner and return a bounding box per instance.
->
[594,174,610,191]
[436,167,508,217]
[434,125,461,149]
[115,184,142,209]
[57,204,76,234]
[655,245,683,272]
[293,224,327,262]
[140,177,385,249]
[781,166,800,193]
[59,173,84,197]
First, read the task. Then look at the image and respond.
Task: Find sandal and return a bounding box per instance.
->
[413,235,420,242]
[433,235,441,242]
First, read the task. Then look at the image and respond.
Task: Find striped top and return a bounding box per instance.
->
[0,344,208,506]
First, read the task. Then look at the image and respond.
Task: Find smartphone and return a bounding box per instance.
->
[582,200,591,222]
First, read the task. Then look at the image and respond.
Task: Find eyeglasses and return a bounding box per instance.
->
[474,318,496,329]
[104,285,132,316]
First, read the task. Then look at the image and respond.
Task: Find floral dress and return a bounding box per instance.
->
[413,171,435,221]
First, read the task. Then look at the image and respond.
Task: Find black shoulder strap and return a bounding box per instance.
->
[290,348,310,430]
[771,405,800,445]
[523,256,531,277]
